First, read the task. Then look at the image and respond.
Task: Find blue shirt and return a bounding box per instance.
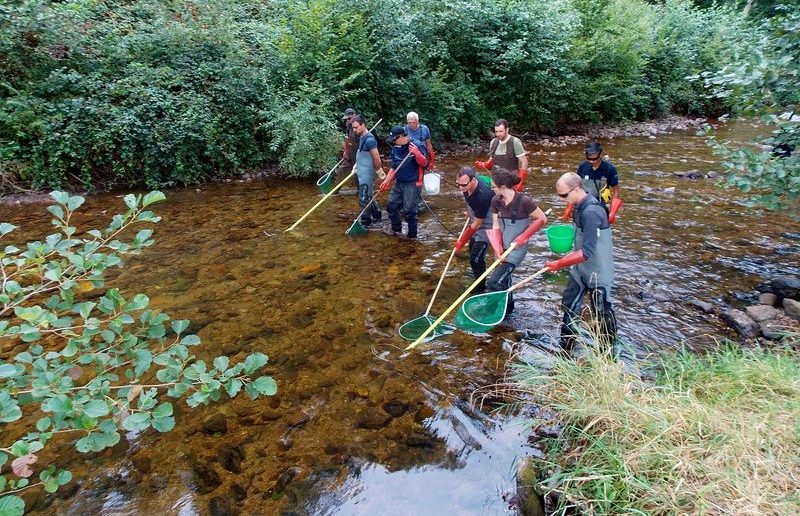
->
[577,160,619,191]
[391,138,427,182]
[405,124,431,144]
[358,132,378,152]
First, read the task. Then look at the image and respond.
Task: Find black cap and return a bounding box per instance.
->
[387,125,407,144]
[342,108,356,120]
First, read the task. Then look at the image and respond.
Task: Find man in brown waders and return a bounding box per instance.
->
[474,118,529,192]
[337,108,360,186]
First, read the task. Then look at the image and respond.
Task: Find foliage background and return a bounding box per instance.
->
[0,0,767,188]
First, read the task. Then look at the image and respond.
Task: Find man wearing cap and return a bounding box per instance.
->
[379,125,428,239]
[561,142,623,223]
[474,119,529,192]
[545,172,617,354]
[453,166,494,291]
[352,115,384,226]
[405,112,435,170]
[337,108,360,184]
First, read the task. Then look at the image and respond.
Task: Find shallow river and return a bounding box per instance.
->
[3,120,799,515]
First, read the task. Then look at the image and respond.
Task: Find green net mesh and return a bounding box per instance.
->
[454,291,509,332]
[345,219,367,235]
[398,315,453,341]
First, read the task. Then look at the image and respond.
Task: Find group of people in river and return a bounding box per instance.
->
[338,108,624,353]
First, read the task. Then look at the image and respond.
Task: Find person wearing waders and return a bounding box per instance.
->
[453,166,495,293]
[337,108,360,186]
[474,119,529,192]
[352,115,385,227]
[485,169,548,315]
[561,142,623,224]
[379,126,428,239]
[405,112,436,170]
[546,172,617,354]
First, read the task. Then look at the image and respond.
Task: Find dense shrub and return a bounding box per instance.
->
[0,0,764,189]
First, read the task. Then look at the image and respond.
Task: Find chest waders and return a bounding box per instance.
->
[487,194,528,313]
[489,136,520,174]
[560,203,617,353]
[356,136,381,224]
[466,201,494,289]
[581,174,611,210]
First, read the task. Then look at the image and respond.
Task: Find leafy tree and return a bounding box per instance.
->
[0,191,277,514]
[695,6,799,211]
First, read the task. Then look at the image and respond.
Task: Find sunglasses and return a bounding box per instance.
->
[558,186,577,198]
[586,154,601,161]
[456,178,472,188]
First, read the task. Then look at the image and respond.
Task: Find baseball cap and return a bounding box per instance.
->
[387,125,408,144]
[342,108,356,119]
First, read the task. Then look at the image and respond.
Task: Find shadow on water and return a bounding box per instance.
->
[3,120,799,515]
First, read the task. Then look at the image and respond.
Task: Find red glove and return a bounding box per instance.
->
[512,217,546,247]
[487,228,505,261]
[560,203,574,222]
[474,158,493,170]
[379,169,397,193]
[428,149,436,170]
[408,143,428,168]
[454,225,478,251]
[608,198,623,224]
[513,168,527,192]
[545,250,585,272]
[416,165,424,188]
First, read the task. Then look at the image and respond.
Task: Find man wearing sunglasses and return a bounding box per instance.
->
[562,142,623,223]
[546,172,617,355]
[453,166,494,290]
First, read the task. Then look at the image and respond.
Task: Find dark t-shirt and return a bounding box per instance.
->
[358,132,378,152]
[464,179,494,220]
[490,193,538,220]
[577,160,619,189]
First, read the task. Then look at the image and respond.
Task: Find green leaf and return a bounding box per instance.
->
[180,334,201,346]
[0,364,17,379]
[36,417,52,432]
[142,191,166,207]
[124,194,138,211]
[42,395,72,414]
[66,195,85,212]
[252,376,278,396]
[244,353,269,373]
[225,378,243,397]
[151,416,175,432]
[43,477,59,493]
[83,400,110,418]
[0,495,25,516]
[56,470,72,485]
[213,356,229,372]
[47,205,65,220]
[0,223,17,237]
[171,319,189,335]
[14,305,43,323]
[152,402,173,419]
[50,191,69,205]
[122,412,151,432]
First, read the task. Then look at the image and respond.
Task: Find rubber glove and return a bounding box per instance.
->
[409,143,428,168]
[512,217,546,247]
[560,203,574,222]
[428,149,436,170]
[454,225,479,252]
[545,250,585,272]
[487,228,505,261]
[416,165,424,188]
[376,167,386,180]
[513,168,527,192]
[608,197,624,224]
[474,158,493,170]
[379,169,397,193]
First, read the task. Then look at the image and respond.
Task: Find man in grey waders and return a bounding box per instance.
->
[352,115,384,226]
[545,172,617,354]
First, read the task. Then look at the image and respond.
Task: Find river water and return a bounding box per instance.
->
[3,120,799,515]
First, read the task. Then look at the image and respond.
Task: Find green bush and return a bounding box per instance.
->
[0,0,764,190]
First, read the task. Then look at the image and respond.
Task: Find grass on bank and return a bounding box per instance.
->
[514,344,800,515]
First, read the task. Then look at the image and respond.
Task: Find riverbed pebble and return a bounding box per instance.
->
[758,293,778,306]
[720,308,759,338]
[745,304,780,323]
[784,298,800,321]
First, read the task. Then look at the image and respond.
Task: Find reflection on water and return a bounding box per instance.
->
[3,120,799,515]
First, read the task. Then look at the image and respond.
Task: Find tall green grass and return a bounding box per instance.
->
[514,345,800,514]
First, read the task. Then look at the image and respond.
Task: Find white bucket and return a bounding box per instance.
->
[423,173,441,195]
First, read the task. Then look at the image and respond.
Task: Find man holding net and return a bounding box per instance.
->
[546,172,617,354]
[453,166,494,293]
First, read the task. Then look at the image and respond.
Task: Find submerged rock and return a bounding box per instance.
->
[202,413,228,435]
[772,275,800,301]
[355,409,392,430]
[784,298,800,321]
[758,293,778,306]
[192,463,222,494]
[208,496,234,516]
